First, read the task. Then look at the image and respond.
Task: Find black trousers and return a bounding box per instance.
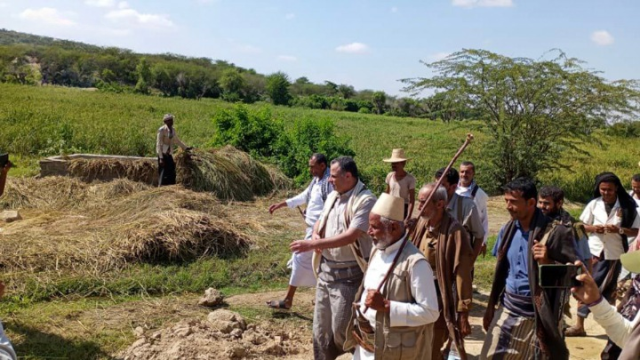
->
[158,153,176,186]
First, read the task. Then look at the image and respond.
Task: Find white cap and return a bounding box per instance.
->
[371,193,405,222]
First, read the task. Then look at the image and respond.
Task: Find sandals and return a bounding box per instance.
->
[266,299,291,310]
[564,327,587,337]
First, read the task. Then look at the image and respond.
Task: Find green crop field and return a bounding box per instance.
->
[2,83,639,198]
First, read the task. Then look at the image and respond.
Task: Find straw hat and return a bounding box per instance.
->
[621,251,640,273]
[371,193,405,222]
[383,148,410,163]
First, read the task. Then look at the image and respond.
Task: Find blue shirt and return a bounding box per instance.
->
[492,221,531,296]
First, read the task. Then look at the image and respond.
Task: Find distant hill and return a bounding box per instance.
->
[0,28,104,52]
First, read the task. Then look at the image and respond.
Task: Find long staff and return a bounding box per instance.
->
[363,133,474,313]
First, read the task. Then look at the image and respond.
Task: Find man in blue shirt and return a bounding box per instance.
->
[482,178,577,360]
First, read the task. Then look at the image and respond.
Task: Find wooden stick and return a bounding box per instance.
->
[296,206,305,220]
[363,133,474,313]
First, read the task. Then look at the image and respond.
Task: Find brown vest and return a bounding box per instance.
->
[344,241,434,360]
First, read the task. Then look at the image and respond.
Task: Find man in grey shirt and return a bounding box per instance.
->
[435,167,485,258]
[290,156,376,360]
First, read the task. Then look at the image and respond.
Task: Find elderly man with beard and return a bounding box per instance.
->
[482,177,577,360]
[345,193,439,360]
[409,183,474,360]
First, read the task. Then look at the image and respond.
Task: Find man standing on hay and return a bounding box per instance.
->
[290,156,376,360]
[156,113,191,186]
[344,193,439,360]
[267,153,333,310]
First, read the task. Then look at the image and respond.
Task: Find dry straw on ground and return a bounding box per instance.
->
[0,177,251,276]
[176,146,291,201]
[67,158,158,185]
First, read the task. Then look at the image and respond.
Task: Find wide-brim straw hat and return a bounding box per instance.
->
[383,148,411,163]
[621,250,640,273]
[372,193,405,222]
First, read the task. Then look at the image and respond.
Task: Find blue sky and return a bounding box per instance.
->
[0,0,638,95]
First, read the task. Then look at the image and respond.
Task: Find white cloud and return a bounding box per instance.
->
[391,7,398,13]
[591,30,614,46]
[428,52,451,61]
[278,55,297,62]
[105,8,175,28]
[335,42,369,54]
[452,0,513,8]
[118,1,130,9]
[0,2,9,8]
[285,13,295,20]
[85,0,115,7]
[19,7,76,26]
[197,0,219,3]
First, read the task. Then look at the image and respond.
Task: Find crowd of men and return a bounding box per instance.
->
[268,149,640,360]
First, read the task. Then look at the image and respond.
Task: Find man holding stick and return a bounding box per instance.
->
[481,177,577,360]
[290,156,376,360]
[410,183,474,360]
[267,153,332,310]
[156,113,191,186]
[344,193,439,360]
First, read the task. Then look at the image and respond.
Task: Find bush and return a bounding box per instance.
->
[211,104,355,186]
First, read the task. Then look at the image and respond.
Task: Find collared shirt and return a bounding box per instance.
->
[322,186,376,263]
[156,124,187,158]
[493,221,531,296]
[456,181,489,243]
[580,197,640,259]
[385,172,416,204]
[354,234,440,360]
[447,193,485,241]
[286,168,332,227]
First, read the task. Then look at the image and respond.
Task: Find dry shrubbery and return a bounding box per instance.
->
[0,177,251,276]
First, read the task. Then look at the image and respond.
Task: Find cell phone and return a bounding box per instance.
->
[539,264,582,288]
[0,153,8,168]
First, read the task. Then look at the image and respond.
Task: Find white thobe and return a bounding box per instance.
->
[353,234,440,360]
[590,299,640,348]
[580,197,640,260]
[456,182,489,243]
[284,169,332,287]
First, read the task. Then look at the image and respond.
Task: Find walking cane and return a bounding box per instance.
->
[363,133,474,314]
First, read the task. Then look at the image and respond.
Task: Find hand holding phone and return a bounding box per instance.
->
[539,264,582,288]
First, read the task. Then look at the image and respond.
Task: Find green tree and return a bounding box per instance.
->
[372,91,387,114]
[404,49,640,188]
[219,68,245,102]
[134,58,153,94]
[265,72,291,106]
[337,84,355,99]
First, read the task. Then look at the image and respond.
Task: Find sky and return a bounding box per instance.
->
[0,0,638,96]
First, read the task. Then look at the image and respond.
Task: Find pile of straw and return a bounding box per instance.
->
[175,146,291,201]
[67,158,157,185]
[0,177,251,274]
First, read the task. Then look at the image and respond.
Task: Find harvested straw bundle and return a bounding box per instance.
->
[0,177,250,274]
[176,146,291,201]
[68,158,157,185]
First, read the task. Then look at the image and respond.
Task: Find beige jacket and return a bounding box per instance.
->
[156,125,187,158]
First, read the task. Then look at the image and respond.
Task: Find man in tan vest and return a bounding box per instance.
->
[290,156,376,360]
[410,183,474,360]
[345,193,439,360]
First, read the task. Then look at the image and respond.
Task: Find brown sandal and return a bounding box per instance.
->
[564,327,587,337]
[266,299,291,310]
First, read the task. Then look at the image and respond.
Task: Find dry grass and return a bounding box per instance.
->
[68,158,157,185]
[0,177,252,276]
[176,146,291,201]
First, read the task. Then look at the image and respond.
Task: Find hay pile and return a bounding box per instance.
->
[0,177,251,275]
[175,146,291,201]
[68,158,157,185]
